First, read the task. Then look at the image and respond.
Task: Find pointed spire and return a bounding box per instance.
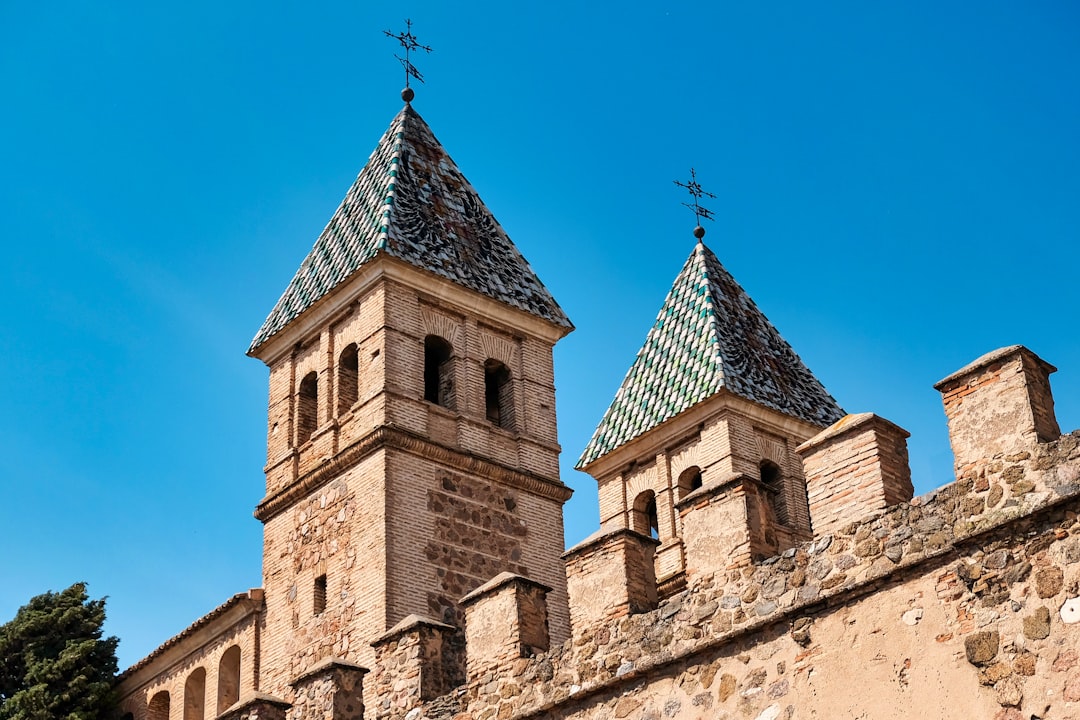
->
[576,242,843,468]
[249,105,571,353]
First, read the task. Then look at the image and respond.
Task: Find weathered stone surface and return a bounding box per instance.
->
[1034,566,1064,598]
[965,631,1000,665]
[1064,672,1080,702]
[1022,607,1051,640]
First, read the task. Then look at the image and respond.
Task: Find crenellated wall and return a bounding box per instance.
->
[356,345,1080,720]
[120,345,1080,720]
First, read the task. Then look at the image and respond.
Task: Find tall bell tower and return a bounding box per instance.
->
[246,96,574,696]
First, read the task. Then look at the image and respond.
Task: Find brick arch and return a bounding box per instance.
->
[217,645,241,713]
[147,691,170,720]
[421,307,463,349]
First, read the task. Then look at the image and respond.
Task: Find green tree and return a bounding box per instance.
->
[0,583,119,720]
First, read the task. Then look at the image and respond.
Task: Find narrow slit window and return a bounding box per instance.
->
[313,574,327,615]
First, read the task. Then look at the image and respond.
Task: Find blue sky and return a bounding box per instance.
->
[1,1,1078,670]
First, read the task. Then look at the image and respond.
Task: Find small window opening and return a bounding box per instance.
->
[424,335,455,408]
[760,460,789,526]
[337,343,359,414]
[677,466,703,499]
[484,359,514,429]
[313,574,327,615]
[297,371,318,445]
[632,490,660,539]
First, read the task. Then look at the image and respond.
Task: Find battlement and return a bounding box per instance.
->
[357,345,1080,720]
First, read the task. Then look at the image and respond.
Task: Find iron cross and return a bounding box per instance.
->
[674,168,717,227]
[384,19,433,88]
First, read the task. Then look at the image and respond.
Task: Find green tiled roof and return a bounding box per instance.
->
[576,241,844,468]
[249,104,572,353]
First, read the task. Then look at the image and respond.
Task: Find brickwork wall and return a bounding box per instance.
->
[259,452,388,699]
[119,607,260,720]
[800,414,914,537]
[589,402,823,588]
[384,448,571,644]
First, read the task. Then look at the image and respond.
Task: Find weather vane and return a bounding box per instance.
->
[384,19,433,102]
[674,168,717,239]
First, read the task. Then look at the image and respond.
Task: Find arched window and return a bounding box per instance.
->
[424,335,455,408]
[631,490,659,539]
[677,466,703,500]
[147,691,170,720]
[184,667,206,720]
[760,460,789,526]
[217,646,241,714]
[337,343,359,415]
[483,359,514,430]
[297,371,318,445]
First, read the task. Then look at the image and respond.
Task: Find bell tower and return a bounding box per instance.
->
[247,98,574,696]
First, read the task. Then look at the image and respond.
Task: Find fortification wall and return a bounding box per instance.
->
[405,432,1080,720]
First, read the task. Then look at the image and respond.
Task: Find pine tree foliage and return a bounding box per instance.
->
[0,583,119,720]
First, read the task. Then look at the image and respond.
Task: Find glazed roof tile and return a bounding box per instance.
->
[249,104,571,353]
[577,241,844,467]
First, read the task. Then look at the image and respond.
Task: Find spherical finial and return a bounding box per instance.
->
[401,87,415,103]
[693,225,706,240]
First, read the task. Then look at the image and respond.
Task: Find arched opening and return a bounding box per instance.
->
[424,335,455,408]
[217,645,241,714]
[147,691,170,720]
[760,460,789,526]
[677,466,703,500]
[483,359,514,429]
[631,490,659,539]
[184,667,206,720]
[337,343,359,414]
[297,371,318,445]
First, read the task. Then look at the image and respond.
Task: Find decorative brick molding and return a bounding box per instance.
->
[255,424,572,522]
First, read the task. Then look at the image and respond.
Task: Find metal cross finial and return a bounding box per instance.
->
[384,19,433,93]
[674,169,717,235]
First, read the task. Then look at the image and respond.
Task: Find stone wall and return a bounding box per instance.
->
[375,429,1080,720]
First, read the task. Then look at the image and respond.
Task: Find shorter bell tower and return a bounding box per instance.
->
[576,224,843,592]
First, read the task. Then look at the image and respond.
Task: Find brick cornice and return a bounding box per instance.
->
[254,424,572,522]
